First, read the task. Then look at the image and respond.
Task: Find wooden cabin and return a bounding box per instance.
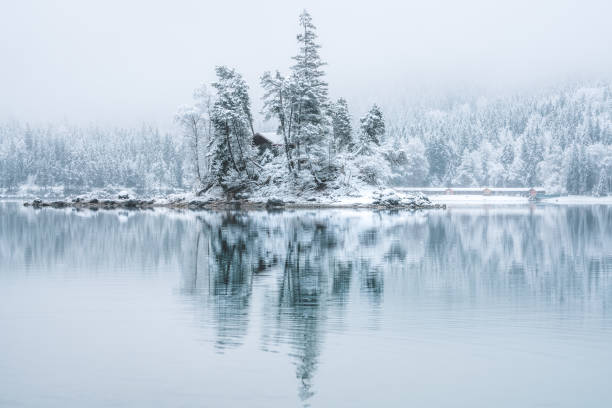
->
[253,132,291,155]
[253,132,284,147]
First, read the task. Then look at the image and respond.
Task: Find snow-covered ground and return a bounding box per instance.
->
[5,183,612,208]
[541,195,612,205]
[427,194,612,206]
[428,194,530,205]
[158,186,436,208]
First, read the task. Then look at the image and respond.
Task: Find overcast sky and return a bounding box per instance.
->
[1,0,611,128]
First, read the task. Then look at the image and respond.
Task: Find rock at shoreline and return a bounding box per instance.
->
[22,191,443,211]
[189,200,207,208]
[23,197,155,210]
[265,198,285,209]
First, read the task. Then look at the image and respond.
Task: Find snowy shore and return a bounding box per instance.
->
[428,194,612,206]
[12,185,612,210]
[21,189,445,211]
[541,195,612,205]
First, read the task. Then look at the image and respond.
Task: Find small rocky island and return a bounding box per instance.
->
[23,190,445,211]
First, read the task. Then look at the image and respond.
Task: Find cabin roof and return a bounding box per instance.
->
[255,132,284,145]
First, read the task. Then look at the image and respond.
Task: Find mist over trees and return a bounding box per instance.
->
[0,122,185,193]
[1,10,611,196]
[383,85,612,194]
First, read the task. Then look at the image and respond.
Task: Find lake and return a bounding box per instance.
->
[1,201,611,407]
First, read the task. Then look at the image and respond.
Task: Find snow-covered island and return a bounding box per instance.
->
[22,188,444,210]
[3,10,612,206]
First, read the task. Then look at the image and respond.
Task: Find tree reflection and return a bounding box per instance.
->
[5,202,611,406]
[277,220,328,402]
[172,206,612,405]
[181,214,257,350]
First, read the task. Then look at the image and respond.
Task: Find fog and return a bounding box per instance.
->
[1,0,611,128]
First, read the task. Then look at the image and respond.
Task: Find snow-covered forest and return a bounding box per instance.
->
[0,123,185,194]
[1,11,611,197]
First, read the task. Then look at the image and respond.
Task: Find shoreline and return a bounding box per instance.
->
[21,197,446,211]
[15,193,612,211]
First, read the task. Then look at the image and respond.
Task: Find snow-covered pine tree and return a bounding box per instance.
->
[289,10,330,182]
[425,137,451,184]
[500,143,515,171]
[537,142,564,194]
[209,66,256,191]
[386,138,429,186]
[331,98,353,152]
[478,141,494,186]
[594,167,609,196]
[452,150,480,187]
[565,145,581,194]
[359,104,385,147]
[577,145,594,194]
[261,70,294,173]
[519,120,544,187]
[425,136,451,185]
[162,132,184,188]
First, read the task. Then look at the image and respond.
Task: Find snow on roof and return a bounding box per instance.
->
[258,132,284,145]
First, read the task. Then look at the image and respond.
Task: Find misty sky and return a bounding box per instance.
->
[1,0,611,128]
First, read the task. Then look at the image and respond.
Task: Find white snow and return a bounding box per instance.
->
[429,194,530,205]
[428,194,612,206]
[397,187,544,193]
[541,195,612,205]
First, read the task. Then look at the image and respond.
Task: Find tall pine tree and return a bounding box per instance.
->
[565,145,581,194]
[209,66,255,190]
[289,10,330,181]
[261,70,294,173]
[331,98,353,152]
[359,104,385,147]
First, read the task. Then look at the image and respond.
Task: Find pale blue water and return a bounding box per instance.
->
[1,202,611,407]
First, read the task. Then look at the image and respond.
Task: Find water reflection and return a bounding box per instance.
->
[2,203,612,406]
[172,207,612,404]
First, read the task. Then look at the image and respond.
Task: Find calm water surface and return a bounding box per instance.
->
[1,202,611,407]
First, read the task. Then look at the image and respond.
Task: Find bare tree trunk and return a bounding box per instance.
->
[192,120,202,185]
[287,104,296,175]
[248,118,255,138]
[296,104,303,171]
[279,90,293,175]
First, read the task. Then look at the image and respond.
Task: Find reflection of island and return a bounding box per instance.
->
[4,201,611,406]
[173,207,612,405]
[277,222,328,402]
[181,214,257,350]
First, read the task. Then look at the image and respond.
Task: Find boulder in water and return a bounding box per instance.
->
[265,198,285,209]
